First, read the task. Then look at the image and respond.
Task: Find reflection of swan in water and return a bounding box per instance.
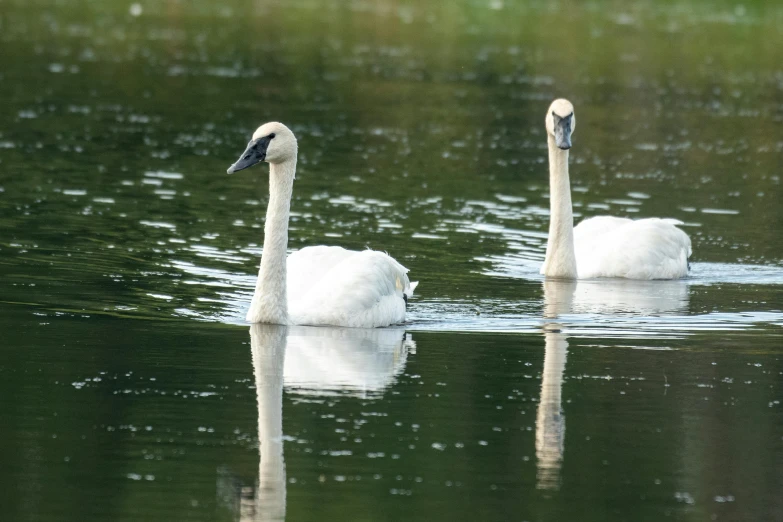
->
[534,278,690,489]
[234,324,414,521]
[543,278,689,317]
[244,324,287,522]
[535,280,571,490]
[282,326,413,398]
[536,325,568,490]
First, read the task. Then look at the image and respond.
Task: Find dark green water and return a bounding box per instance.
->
[1,1,782,521]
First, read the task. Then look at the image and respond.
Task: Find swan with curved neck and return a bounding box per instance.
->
[541,99,692,280]
[228,122,417,327]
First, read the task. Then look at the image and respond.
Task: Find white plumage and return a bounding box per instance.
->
[540,99,692,280]
[287,246,417,328]
[227,122,416,327]
[573,217,691,279]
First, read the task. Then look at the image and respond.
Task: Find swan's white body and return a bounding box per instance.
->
[573,216,691,279]
[540,99,691,280]
[228,122,416,328]
[285,245,416,328]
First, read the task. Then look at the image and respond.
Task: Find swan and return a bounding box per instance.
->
[540,99,692,280]
[227,122,417,327]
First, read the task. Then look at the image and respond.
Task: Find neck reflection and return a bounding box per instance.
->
[536,280,575,490]
[535,278,691,489]
[247,324,287,522]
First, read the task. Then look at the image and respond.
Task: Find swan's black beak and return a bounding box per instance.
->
[227,135,273,174]
[553,112,573,150]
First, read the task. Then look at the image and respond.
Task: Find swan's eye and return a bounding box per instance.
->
[269,133,276,139]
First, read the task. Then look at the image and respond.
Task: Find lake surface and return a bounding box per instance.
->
[1,0,781,521]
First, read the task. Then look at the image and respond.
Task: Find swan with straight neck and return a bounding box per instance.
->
[227,122,417,328]
[540,99,692,280]
[542,99,578,278]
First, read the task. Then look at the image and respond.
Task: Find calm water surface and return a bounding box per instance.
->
[1,1,781,521]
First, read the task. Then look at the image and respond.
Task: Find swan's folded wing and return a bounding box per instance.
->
[286,246,356,304]
[574,216,633,242]
[288,250,411,327]
[575,218,691,279]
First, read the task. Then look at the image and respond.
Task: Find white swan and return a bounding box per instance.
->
[227,122,417,327]
[541,99,692,280]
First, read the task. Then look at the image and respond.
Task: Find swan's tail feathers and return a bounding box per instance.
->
[403,281,418,309]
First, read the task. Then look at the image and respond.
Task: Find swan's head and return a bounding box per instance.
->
[226,122,297,174]
[545,99,575,150]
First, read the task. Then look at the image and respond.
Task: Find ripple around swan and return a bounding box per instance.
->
[166,246,783,340]
[480,256,783,287]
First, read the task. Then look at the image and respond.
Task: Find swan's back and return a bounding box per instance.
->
[286,246,357,303]
[574,217,691,279]
[287,246,415,327]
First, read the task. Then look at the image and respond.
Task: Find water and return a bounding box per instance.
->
[1,0,782,520]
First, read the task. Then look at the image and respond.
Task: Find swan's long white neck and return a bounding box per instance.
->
[542,135,577,279]
[247,159,297,325]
